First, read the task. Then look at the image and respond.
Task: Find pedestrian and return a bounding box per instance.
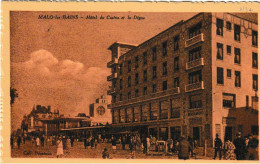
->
[70,136,74,147]
[102,148,110,159]
[142,135,147,154]
[17,135,21,149]
[84,136,87,149]
[246,134,259,160]
[66,137,71,149]
[36,136,40,147]
[23,135,26,144]
[56,136,63,158]
[193,139,199,159]
[40,135,45,147]
[122,135,126,150]
[62,136,66,150]
[213,134,222,160]
[111,135,117,153]
[233,132,246,160]
[166,138,173,153]
[91,137,95,149]
[223,139,236,160]
[146,136,151,154]
[188,136,194,157]
[178,135,191,160]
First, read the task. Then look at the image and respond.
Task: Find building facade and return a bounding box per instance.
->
[89,95,112,126]
[107,13,258,146]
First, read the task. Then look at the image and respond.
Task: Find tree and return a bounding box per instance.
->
[10,87,18,105]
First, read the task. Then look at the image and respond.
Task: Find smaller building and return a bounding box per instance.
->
[89,95,112,126]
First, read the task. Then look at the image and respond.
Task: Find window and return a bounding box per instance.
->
[235,71,241,87]
[160,101,169,120]
[135,73,139,85]
[226,21,231,30]
[189,94,202,109]
[171,99,181,118]
[128,92,131,99]
[174,35,180,51]
[112,95,116,103]
[234,48,241,64]
[174,77,179,88]
[135,56,139,69]
[163,81,168,91]
[119,94,122,101]
[216,18,223,36]
[217,43,223,60]
[227,69,231,78]
[251,125,259,135]
[143,69,147,82]
[163,62,167,75]
[135,89,139,98]
[120,108,126,123]
[112,80,116,88]
[234,24,241,41]
[126,108,133,123]
[189,70,202,84]
[189,22,202,39]
[252,52,258,68]
[143,52,147,65]
[189,46,201,61]
[119,64,123,75]
[152,46,157,61]
[152,66,157,79]
[143,86,147,95]
[162,41,167,56]
[227,45,231,54]
[253,74,258,90]
[174,57,179,72]
[223,93,235,108]
[120,79,123,90]
[128,76,131,87]
[252,30,258,46]
[152,84,157,93]
[142,104,149,121]
[133,107,141,122]
[128,60,131,72]
[150,103,158,120]
[217,67,224,84]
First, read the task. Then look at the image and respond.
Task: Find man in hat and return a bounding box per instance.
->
[246,134,259,160]
[213,134,222,160]
[233,132,246,160]
[178,135,191,160]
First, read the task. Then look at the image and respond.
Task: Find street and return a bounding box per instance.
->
[11,141,211,159]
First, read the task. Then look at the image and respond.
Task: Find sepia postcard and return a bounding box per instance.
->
[1,2,260,163]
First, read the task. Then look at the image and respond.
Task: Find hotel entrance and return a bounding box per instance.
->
[224,126,233,141]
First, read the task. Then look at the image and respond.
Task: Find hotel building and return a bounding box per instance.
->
[107,13,258,146]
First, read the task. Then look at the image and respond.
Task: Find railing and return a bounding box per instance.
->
[107,73,118,81]
[185,81,204,92]
[110,87,181,108]
[185,33,204,48]
[186,58,204,70]
[107,58,118,68]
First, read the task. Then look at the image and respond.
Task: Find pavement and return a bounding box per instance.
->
[11,141,212,159]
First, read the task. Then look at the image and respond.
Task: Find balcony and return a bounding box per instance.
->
[185,33,204,48]
[107,73,118,81]
[185,81,204,92]
[107,86,116,95]
[186,58,204,70]
[107,58,119,68]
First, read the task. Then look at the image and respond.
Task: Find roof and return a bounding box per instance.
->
[108,42,137,50]
[229,13,258,24]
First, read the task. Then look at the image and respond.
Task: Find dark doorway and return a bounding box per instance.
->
[193,127,200,143]
[225,126,233,141]
[149,128,158,138]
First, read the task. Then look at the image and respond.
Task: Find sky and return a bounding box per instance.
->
[10,11,197,131]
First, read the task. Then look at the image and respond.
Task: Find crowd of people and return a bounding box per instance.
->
[213,132,259,160]
[11,132,259,160]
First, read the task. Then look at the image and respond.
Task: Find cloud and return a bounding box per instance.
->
[11,49,110,131]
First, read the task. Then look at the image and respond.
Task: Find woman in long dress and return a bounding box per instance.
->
[224,140,236,160]
[57,137,63,158]
[36,137,40,147]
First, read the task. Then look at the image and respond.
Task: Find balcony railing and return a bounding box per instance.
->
[110,87,181,108]
[185,33,204,48]
[186,58,204,70]
[107,73,118,81]
[185,81,204,92]
[107,58,119,68]
[107,86,116,95]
